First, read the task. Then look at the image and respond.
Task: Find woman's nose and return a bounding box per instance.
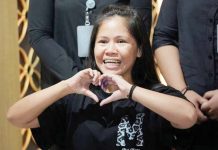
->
[105,42,118,56]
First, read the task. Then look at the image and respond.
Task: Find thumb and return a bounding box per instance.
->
[198,97,208,105]
[203,91,213,99]
[84,90,99,102]
[201,101,210,112]
[100,91,120,106]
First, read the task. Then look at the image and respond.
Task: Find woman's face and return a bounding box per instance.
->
[94,16,140,82]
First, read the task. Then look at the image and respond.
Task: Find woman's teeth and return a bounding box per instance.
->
[103,60,121,64]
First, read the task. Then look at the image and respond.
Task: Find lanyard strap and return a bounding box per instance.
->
[85,0,96,25]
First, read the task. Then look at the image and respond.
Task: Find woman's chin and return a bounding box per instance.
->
[99,65,121,74]
[102,70,121,75]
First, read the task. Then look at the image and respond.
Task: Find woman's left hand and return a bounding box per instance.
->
[99,74,132,106]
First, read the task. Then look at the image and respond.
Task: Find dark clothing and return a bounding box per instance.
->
[31,84,191,150]
[28,0,152,88]
[153,0,218,149]
[153,0,218,95]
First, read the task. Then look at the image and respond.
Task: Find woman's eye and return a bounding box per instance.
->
[118,40,126,43]
[98,40,107,44]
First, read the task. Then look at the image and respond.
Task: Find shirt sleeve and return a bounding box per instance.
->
[31,98,68,149]
[28,0,78,81]
[150,83,186,99]
[152,0,179,50]
[150,83,195,149]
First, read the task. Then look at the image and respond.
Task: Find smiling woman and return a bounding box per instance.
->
[7,5,197,150]
[94,15,139,83]
[88,5,157,88]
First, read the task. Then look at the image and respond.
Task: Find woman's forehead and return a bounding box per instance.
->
[97,16,130,35]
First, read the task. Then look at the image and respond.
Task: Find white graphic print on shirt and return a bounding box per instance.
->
[116,113,145,147]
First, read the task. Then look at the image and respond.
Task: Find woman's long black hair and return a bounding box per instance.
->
[86,5,159,88]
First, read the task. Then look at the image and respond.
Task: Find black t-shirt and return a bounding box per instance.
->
[31,84,191,150]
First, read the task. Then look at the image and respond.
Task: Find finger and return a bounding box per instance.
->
[100,92,120,106]
[197,113,208,123]
[196,108,208,123]
[92,70,101,86]
[198,97,208,105]
[201,101,210,112]
[208,110,218,120]
[84,90,99,102]
[92,70,98,80]
[99,74,109,84]
[99,74,114,82]
[81,69,94,81]
[203,91,214,99]
[205,108,217,120]
[100,78,108,90]
[100,75,117,87]
[100,77,111,89]
[207,107,218,116]
[83,68,94,80]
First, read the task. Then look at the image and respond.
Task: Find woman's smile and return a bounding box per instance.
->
[103,59,121,69]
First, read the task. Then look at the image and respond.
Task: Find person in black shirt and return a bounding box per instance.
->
[28,0,152,89]
[8,5,197,150]
[153,0,218,149]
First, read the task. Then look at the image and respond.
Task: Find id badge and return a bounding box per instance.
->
[77,25,93,57]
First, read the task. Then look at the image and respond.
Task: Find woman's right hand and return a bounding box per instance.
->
[65,68,101,102]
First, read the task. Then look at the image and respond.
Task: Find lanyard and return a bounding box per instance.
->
[85,0,95,25]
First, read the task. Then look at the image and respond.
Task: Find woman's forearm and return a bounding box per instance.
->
[132,86,197,129]
[7,81,71,128]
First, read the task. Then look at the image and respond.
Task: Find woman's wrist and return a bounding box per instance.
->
[127,85,137,100]
[61,80,76,95]
[180,86,191,95]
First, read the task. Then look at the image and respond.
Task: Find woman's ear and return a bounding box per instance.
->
[137,48,142,57]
